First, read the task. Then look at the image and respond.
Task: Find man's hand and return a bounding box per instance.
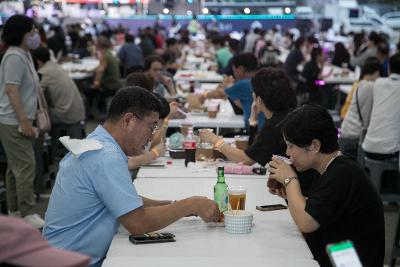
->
[189,196,220,222]
[199,129,219,145]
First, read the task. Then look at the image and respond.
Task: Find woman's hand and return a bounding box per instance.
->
[249,102,260,123]
[199,129,219,145]
[268,157,297,184]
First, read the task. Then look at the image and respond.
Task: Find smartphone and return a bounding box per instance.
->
[326,240,362,267]
[129,232,176,244]
[256,204,287,211]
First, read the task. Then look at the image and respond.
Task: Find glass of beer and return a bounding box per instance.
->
[228,186,247,210]
[235,135,249,151]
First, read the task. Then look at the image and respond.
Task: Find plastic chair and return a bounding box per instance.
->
[364,157,400,202]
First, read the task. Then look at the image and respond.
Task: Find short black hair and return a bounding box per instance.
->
[282,105,339,154]
[211,36,224,47]
[2,15,34,46]
[228,38,240,52]
[251,67,296,113]
[389,53,400,74]
[125,33,134,43]
[144,55,165,71]
[360,57,383,78]
[368,31,382,45]
[377,41,390,56]
[153,94,170,119]
[166,37,177,47]
[124,72,155,91]
[310,47,322,61]
[294,37,305,49]
[231,53,258,72]
[32,47,50,64]
[107,86,162,122]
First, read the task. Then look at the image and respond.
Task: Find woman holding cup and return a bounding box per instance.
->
[199,68,296,166]
[268,105,384,267]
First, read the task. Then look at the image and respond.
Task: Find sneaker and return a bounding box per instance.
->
[23,213,45,229]
[8,210,22,217]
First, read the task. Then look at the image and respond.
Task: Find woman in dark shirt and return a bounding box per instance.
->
[331,42,350,68]
[298,46,327,105]
[199,67,296,166]
[268,105,384,267]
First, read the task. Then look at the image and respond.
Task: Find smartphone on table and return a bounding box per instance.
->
[326,240,362,267]
[256,204,287,211]
[129,232,176,244]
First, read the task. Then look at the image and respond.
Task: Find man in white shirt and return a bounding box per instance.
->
[362,53,400,160]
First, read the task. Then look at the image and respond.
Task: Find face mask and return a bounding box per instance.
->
[26,33,41,50]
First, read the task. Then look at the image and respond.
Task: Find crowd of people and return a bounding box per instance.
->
[0,13,399,267]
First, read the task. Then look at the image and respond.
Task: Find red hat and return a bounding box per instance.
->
[0,216,90,267]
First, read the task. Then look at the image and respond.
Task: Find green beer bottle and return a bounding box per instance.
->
[214,166,228,220]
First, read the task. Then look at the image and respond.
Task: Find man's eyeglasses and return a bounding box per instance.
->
[133,114,158,135]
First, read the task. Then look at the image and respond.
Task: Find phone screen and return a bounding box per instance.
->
[326,240,362,267]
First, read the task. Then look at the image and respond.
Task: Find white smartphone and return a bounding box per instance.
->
[326,240,362,267]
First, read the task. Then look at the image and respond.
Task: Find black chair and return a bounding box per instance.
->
[0,186,6,214]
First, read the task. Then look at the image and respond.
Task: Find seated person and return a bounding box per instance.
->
[211,36,233,70]
[199,53,264,130]
[43,87,220,267]
[362,53,400,161]
[144,55,177,98]
[32,47,85,126]
[340,57,382,139]
[117,33,144,77]
[268,105,384,267]
[91,36,122,94]
[199,68,296,166]
[161,37,182,75]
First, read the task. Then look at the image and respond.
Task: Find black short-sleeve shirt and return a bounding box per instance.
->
[245,111,288,166]
[304,155,385,267]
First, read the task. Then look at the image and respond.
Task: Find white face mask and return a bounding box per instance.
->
[26,33,41,50]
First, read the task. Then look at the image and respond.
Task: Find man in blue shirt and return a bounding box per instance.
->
[199,53,264,130]
[43,87,220,267]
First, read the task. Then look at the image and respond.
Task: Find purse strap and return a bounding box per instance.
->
[355,84,365,128]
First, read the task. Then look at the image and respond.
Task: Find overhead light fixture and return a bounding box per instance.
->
[187,10,193,16]
[284,7,291,14]
[202,8,209,14]
[163,8,169,14]
[244,8,250,14]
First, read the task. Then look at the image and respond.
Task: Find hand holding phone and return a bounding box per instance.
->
[256,204,287,211]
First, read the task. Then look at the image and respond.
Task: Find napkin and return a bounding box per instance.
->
[59,136,103,158]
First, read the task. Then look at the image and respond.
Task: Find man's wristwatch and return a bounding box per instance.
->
[283,176,297,187]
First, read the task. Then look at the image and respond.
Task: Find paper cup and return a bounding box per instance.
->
[224,210,253,234]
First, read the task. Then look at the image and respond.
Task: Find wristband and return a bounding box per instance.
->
[213,139,225,150]
[163,118,169,128]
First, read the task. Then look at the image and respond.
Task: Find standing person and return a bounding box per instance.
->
[0,15,44,228]
[284,37,306,84]
[269,105,384,267]
[351,31,380,68]
[43,87,220,267]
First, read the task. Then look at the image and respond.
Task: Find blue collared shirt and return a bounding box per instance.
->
[224,79,265,130]
[43,125,143,266]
